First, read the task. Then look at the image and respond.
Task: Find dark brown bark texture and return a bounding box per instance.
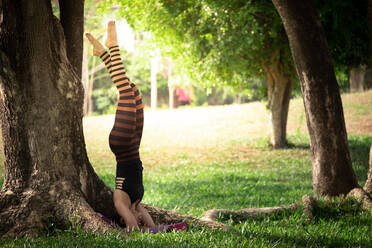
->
[263,58,294,148]
[0,1,227,237]
[363,143,372,194]
[271,0,359,196]
[369,0,372,56]
[0,0,116,237]
[59,0,84,79]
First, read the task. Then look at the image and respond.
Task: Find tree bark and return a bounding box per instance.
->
[59,0,84,79]
[0,1,228,237]
[272,0,359,196]
[349,65,366,93]
[0,0,116,237]
[263,59,294,148]
[363,143,372,194]
[366,1,372,90]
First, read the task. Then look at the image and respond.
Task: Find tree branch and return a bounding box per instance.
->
[59,0,84,79]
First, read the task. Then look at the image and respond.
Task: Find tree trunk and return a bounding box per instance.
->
[363,143,372,194]
[263,60,294,148]
[0,0,117,237]
[168,60,175,109]
[366,1,372,91]
[272,0,359,197]
[82,41,93,116]
[349,65,366,93]
[59,0,84,79]
[151,57,158,110]
[0,1,227,237]
[88,60,95,114]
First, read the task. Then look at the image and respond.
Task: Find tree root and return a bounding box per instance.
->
[201,202,300,223]
[0,187,117,239]
[201,195,319,223]
[199,190,372,226]
[144,204,230,230]
[301,195,317,220]
[363,142,372,194]
[56,192,118,235]
[347,187,372,212]
[2,184,370,239]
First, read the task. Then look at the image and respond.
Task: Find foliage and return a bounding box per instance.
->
[96,0,371,95]
[98,0,294,90]
[91,87,117,114]
[1,134,371,247]
[315,0,371,72]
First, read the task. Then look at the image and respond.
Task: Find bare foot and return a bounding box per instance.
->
[105,20,118,48]
[85,33,106,56]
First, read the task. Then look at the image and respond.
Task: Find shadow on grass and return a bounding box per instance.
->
[348,135,372,184]
[143,169,313,216]
[243,227,370,248]
[236,198,372,247]
[286,134,310,150]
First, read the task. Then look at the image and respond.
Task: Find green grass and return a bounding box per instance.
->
[1,91,372,247]
[344,102,372,120]
[1,134,371,247]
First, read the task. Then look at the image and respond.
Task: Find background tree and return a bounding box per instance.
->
[315,0,370,93]
[271,0,359,196]
[364,0,372,194]
[103,0,296,148]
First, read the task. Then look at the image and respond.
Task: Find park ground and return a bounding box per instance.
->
[0,90,372,247]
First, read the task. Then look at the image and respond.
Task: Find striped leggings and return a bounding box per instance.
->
[99,45,144,162]
[99,45,145,201]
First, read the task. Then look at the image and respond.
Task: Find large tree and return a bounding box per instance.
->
[0,0,117,237]
[0,0,224,237]
[107,0,295,148]
[271,0,359,196]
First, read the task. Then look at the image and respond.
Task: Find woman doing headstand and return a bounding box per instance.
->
[86,21,155,231]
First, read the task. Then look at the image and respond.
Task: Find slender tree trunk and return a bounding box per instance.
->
[168,60,175,109]
[363,143,372,194]
[349,65,366,93]
[263,61,294,148]
[82,42,91,116]
[272,0,359,197]
[151,57,158,110]
[88,58,95,114]
[236,93,242,104]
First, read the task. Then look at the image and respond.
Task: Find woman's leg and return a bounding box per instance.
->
[86,22,152,230]
[86,29,139,230]
[130,82,144,145]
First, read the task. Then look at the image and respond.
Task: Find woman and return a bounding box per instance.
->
[86,21,155,231]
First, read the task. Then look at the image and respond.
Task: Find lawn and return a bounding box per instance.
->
[0,90,372,247]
